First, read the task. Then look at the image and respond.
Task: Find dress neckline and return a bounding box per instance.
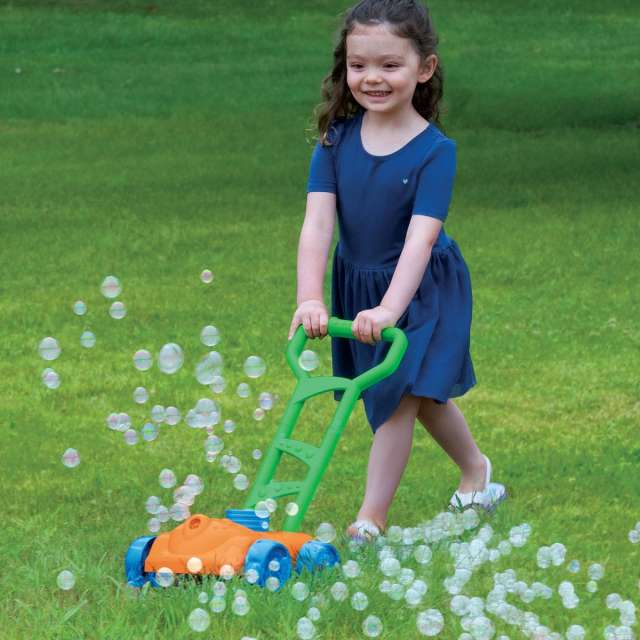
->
[357,110,434,160]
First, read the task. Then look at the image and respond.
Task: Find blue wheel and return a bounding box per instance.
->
[295,540,340,575]
[125,535,159,588]
[243,539,292,590]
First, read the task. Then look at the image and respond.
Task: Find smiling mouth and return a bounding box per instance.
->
[365,91,391,96]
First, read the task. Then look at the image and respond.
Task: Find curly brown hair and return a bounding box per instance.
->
[307,0,447,147]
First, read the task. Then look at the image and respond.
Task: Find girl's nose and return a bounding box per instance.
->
[365,69,383,83]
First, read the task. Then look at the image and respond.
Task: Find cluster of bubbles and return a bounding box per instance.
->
[144,471,204,532]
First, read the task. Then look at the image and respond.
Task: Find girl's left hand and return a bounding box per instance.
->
[352,305,400,345]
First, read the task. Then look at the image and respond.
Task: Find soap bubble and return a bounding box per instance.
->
[39,337,61,361]
[417,609,444,636]
[61,448,80,468]
[285,502,299,516]
[236,383,250,398]
[379,557,401,577]
[142,423,158,442]
[195,351,223,384]
[351,591,369,611]
[101,275,121,298]
[588,563,605,580]
[198,591,208,605]
[200,269,213,284]
[292,581,310,601]
[330,581,349,602]
[259,392,274,410]
[133,387,148,404]
[148,517,161,533]
[244,569,259,585]
[42,368,60,389]
[124,428,138,445]
[57,570,76,590]
[133,349,153,371]
[232,596,250,616]
[244,355,266,378]
[185,474,204,495]
[296,617,315,639]
[145,496,161,514]
[252,449,262,460]
[213,581,227,597]
[568,559,580,573]
[316,522,336,543]
[204,435,224,455]
[210,375,226,393]
[362,615,383,637]
[307,607,321,621]
[158,343,184,374]
[151,404,165,423]
[219,564,235,580]
[299,350,319,371]
[187,556,203,573]
[223,419,236,434]
[159,468,177,489]
[73,300,87,316]
[414,545,433,565]
[156,567,174,587]
[265,498,277,513]
[170,503,190,521]
[210,596,226,612]
[109,301,126,319]
[269,559,280,572]
[253,408,265,421]
[254,501,269,519]
[233,474,249,490]
[165,406,181,425]
[187,608,210,632]
[200,325,220,347]
[80,331,96,348]
[343,560,361,579]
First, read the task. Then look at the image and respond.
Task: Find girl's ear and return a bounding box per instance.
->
[418,54,438,84]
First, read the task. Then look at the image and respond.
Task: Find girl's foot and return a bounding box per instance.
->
[346,517,385,542]
[449,455,507,512]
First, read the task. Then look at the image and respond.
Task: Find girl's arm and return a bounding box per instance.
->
[380,215,442,320]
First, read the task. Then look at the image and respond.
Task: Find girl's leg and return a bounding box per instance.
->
[348,394,422,534]
[416,398,487,493]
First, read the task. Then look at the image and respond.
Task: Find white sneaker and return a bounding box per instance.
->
[449,455,507,513]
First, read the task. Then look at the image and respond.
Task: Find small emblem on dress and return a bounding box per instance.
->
[402,177,408,184]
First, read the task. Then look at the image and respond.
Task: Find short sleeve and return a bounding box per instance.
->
[411,139,457,222]
[306,141,336,194]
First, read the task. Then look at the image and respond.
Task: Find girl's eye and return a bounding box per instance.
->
[348,63,399,70]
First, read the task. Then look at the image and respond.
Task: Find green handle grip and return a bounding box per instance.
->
[286,316,408,390]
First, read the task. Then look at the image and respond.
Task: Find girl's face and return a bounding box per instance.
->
[345,22,436,115]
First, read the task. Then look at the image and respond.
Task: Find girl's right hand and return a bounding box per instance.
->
[288,299,329,341]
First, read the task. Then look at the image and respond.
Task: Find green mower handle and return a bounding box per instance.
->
[287,316,408,392]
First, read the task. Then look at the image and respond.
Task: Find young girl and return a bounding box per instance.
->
[288,0,506,541]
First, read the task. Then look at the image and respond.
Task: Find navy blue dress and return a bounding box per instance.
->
[306,109,476,433]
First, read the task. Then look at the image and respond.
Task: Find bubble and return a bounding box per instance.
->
[133,349,153,371]
[174,486,195,506]
[133,387,148,404]
[244,355,266,378]
[101,275,122,299]
[296,617,315,640]
[244,568,259,585]
[414,545,433,565]
[232,596,250,616]
[254,501,269,519]
[57,570,76,590]
[200,325,220,347]
[316,522,336,543]
[156,567,174,587]
[198,591,209,604]
[210,375,226,393]
[330,581,348,602]
[299,350,319,371]
[165,406,181,425]
[233,474,249,491]
[568,559,581,573]
[567,625,586,640]
[73,300,87,316]
[170,503,190,521]
[588,563,605,581]
[145,496,161,514]
[343,560,360,579]
[204,435,224,455]
[210,596,226,613]
[213,581,227,597]
[363,615,383,638]
[124,428,138,445]
[42,368,60,389]
[200,269,213,284]
[265,498,277,513]
[417,608,444,636]
[226,457,241,474]
[158,343,184,374]
[307,607,321,621]
[156,505,169,522]
[379,557,401,577]
[117,412,131,431]
[142,423,158,442]
[236,382,250,398]
[39,337,61,361]
[292,581,309,602]
[223,419,236,434]
[159,468,177,489]
[252,449,262,461]
[148,517,161,533]
[285,502,299,516]
[150,404,165,423]
[219,564,235,580]
[268,559,280,572]
[253,408,265,421]
[351,591,369,611]
[185,474,204,495]
[187,556,203,573]
[259,392,274,410]
[187,607,210,632]
[109,301,126,319]
[80,330,96,348]
[61,448,80,468]
[195,351,223,384]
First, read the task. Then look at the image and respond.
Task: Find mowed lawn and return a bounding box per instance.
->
[1,1,639,638]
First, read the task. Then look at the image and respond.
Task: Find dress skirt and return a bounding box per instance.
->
[331,238,477,433]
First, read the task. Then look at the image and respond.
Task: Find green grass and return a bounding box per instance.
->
[1,0,639,638]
